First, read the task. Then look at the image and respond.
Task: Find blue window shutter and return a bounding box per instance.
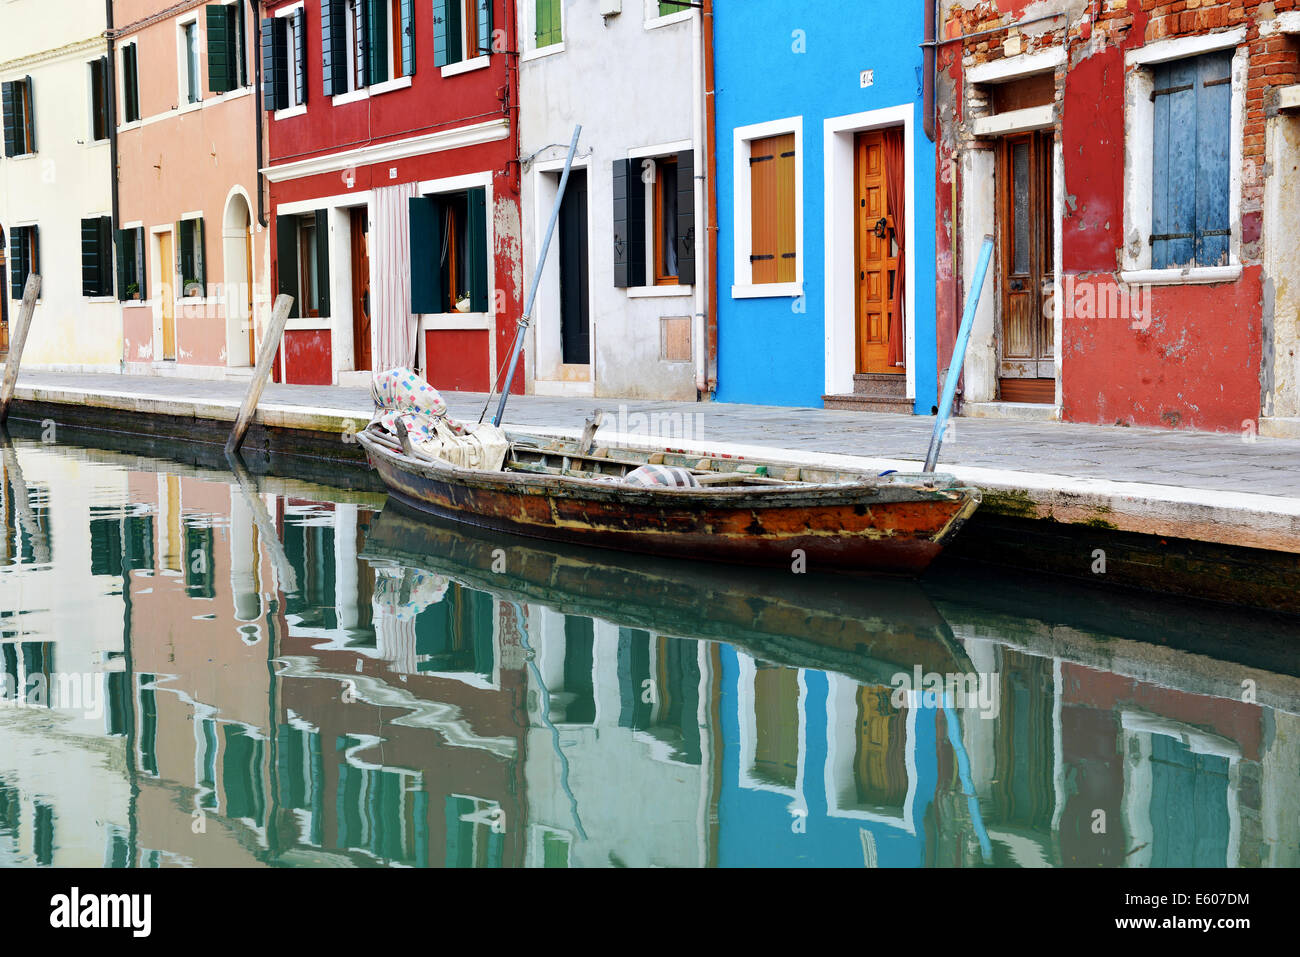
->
[434,0,462,67]
[322,0,347,96]
[467,187,489,313]
[433,0,449,67]
[261,18,277,109]
[1195,51,1232,267]
[410,196,445,314]
[1151,58,1197,269]
[294,10,308,104]
[477,0,492,57]
[401,0,416,75]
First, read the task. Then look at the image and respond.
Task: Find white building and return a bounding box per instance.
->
[518,0,705,400]
[0,0,120,371]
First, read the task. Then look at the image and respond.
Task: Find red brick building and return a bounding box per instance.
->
[261,0,522,391]
[936,0,1300,434]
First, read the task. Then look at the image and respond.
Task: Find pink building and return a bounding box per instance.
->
[113,0,270,377]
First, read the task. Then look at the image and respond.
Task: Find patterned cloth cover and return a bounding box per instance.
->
[369,367,509,471]
[623,464,700,488]
[373,564,450,621]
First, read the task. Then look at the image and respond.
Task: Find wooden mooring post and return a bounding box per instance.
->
[225,293,294,456]
[0,273,42,425]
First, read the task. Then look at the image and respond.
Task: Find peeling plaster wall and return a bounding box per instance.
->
[938,0,1300,432]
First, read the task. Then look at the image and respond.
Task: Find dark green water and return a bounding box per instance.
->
[0,438,1296,867]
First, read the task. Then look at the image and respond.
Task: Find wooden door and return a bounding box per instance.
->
[855,131,901,375]
[159,231,177,361]
[559,169,590,365]
[997,132,1054,402]
[350,208,372,371]
[0,229,8,355]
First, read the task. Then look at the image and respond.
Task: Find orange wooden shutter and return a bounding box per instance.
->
[749,133,795,284]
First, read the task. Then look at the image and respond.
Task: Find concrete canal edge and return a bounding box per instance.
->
[10,384,1300,614]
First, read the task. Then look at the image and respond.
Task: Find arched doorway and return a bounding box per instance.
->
[222,192,255,366]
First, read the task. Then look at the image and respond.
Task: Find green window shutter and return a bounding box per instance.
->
[658,1,680,17]
[314,209,331,318]
[275,214,300,318]
[433,0,450,67]
[353,0,368,87]
[2,82,15,157]
[194,217,206,291]
[137,227,147,299]
[9,227,21,300]
[81,218,100,297]
[612,158,645,288]
[116,229,129,301]
[261,17,281,110]
[207,4,234,93]
[177,220,190,289]
[366,0,388,86]
[22,77,34,154]
[401,0,416,75]
[322,0,347,96]
[124,45,140,122]
[536,0,559,47]
[466,187,488,312]
[98,216,113,297]
[675,149,695,285]
[409,196,445,314]
[235,1,248,87]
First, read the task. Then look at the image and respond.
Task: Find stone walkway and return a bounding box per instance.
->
[15,370,1300,499]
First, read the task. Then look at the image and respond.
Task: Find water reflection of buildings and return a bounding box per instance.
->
[1,440,1298,867]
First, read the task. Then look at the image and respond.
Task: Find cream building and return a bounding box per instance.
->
[0,0,121,371]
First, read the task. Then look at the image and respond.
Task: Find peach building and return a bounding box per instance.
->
[113,0,269,377]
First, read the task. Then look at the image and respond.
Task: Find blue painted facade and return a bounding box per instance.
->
[713,4,938,412]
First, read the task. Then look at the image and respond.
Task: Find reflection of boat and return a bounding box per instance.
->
[355,426,981,575]
[361,500,970,686]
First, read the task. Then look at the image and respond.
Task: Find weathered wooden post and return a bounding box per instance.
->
[224,449,299,595]
[226,293,294,456]
[0,273,42,425]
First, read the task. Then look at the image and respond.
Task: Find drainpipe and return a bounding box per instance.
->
[105,1,120,252]
[702,0,718,394]
[250,0,267,228]
[923,0,935,142]
[691,0,706,395]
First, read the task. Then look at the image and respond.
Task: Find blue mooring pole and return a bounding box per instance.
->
[492,125,582,428]
[924,234,994,473]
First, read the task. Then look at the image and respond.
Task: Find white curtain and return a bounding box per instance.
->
[372,181,420,369]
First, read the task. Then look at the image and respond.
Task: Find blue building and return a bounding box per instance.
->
[713,4,937,413]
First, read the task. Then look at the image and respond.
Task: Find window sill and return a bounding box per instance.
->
[178,100,202,115]
[370,74,413,96]
[626,284,693,298]
[646,10,693,31]
[732,281,803,299]
[117,120,142,133]
[86,296,117,303]
[421,312,493,329]
[331,88,369,106]
[7,152,36,162]
[123,300,151,308]
[1119,265,1243,286]
[275,104,308,120]
[522,42,565,62]
[85,138,110,148]
[285,317,331,331]
[441,55,490,78]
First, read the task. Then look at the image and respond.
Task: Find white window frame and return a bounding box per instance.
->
[822,673,919,833]
[736,654,808,819]
[274,2,306,117]
[177,14,202,112]
[645,0,692,30]
[1120,29,1247,286]
[522,0,565,61]
[220,0,250,92]
[732,115,803,299]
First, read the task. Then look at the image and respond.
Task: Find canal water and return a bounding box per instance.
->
[0,437,1296,868]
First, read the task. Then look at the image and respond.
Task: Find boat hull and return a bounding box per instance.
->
[359,432,981,575]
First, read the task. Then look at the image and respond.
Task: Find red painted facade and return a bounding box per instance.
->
[262,0,522,390]
[936,1,1297,432]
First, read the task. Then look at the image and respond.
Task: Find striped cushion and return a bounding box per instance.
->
[624,464,700,488]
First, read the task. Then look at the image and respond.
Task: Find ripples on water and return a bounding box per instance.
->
[0,439,1296,867]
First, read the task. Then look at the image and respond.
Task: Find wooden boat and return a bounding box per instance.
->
[356,423,981,575]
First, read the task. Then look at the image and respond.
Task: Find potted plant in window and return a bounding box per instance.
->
[126,282,140,301]
[184,278,202,298]
[454,292,471,313]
